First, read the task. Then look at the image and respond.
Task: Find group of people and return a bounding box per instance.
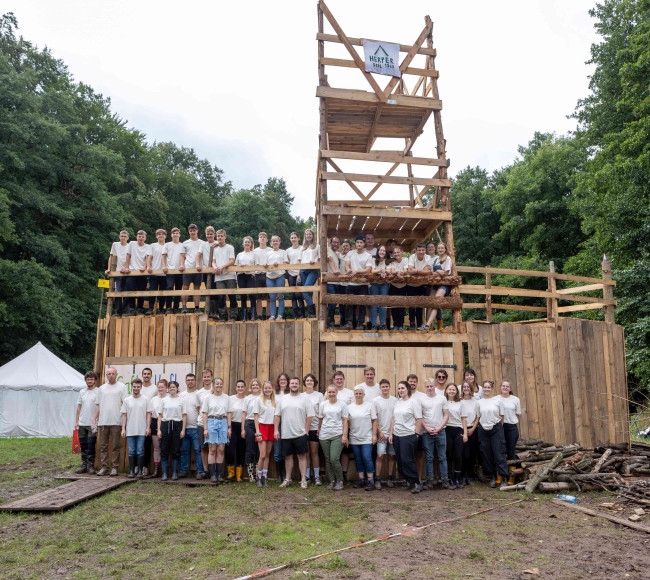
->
[106,225,453,331]
[75,366,522,491]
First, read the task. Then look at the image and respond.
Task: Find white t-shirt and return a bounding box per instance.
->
[367,247,378,257]
[499,396,521,424]
[96,382,128,426]
[337,252,349,286]
[356,383,381,401]
[150,395,166,419]
[110,242,129,271]
[77,388,99,426]
[432,255,452,274]
[120,396,151,436]
[150,242,166,271]
[201,240,214,269]
[472,385,484,400]
[327,247,340,274]
[264,249,288,279]
[344,251,373,286]
[182,239,203,268]
[228,395,247,423]
[304,391,324,431]
[161,396,183,422]
[201,393,230,417]
[347,402,377,445]
[243,393,260,420]
[235,251,257,269]
[181,390,201,429]
[477,397,504,430]
[373,395,397,436]
[213,244,236,281]
[446,400,463,428]
[390,257,409,288]
[407,254,431,285]
[163,241,185,269]
[392,398,422,437]
[253,397,276,425]
[318,399,349,440]
[274,393,313,439]
[301,245,321,267]
[285,246,302,277]
[127,241,152,271]
[254,247,273,275]
[336,387,355,405]
[435,387,446,399]
[460,398,480,428]
[140,385,157,400]
[420,394,449,430]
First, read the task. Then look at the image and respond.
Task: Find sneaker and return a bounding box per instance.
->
[276,315,283,321]
[411,482,422,494]
[385,478,395,488]
[268,315,276,321]
[327,481,336,490]
[422,478,434,490]
[465,477,473,485]
[178,472,188,479]
[353,479,366,488]
[333,482,344,491]
[75,465,88,474]
[441,479,450,490]
[142,466,149,477]
[300,479,308,489]
[365,480,375,491]
[341,322,353,330]
[374,480,382,490]
[419,324,430,331]
[96,468,109,476]
[110,468,118,476]
[257,478,263,488]
[448,480,457,490]
[144,309,153,315]
[181,307,188,313]
[314,476,322,486]
[408,325,416,331]
[379,325,388,330]
[489,478,498,488]
[279,479,292,488]
[87,466,95,475]
[195,472,205,480]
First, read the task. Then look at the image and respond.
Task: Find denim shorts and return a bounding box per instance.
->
[206,417,229,445]
[377,440,395,456]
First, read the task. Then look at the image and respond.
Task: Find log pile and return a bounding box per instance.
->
[501,440,650,496]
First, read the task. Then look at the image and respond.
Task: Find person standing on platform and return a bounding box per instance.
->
[242,378,262,482]
[337,239,351,327]
[74,371,99,474]
[226,379,247,481]
[302,373,324,485]
[373,378,397,489]
[202,376,230,482]
[121,378,151,478]
[369,245,390,330]
[149,379,168,477]
[326,237,342,328]
[253,232,272,320]
[181,224,204,314]
[235,236,258,321]
[162,227,186,313]
[123,230,153,315]
[93,367,128,476]
[211,229,237,321]
[196,369,214,476]
[274,377,314,489]
[106,230,129,315]
[355,366,381,401]
[140,367,157,476]
[299,228,320,318]
[253,381,276,487]
[202,226,218,317]
[390,381,423,493]
[146,229,167,314]
[318,384,349,491]
[285,232,304,319]
[264,235,288,320]
[341,235,373,330]
[388,246,408,330]
[406,243,431,330]
[179,373,206,480]
[477,381,508,488]
[460,382,480,485]
[499,380,521,485]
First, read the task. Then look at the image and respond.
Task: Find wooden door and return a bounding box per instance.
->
[393,345,455,394]
[334,346,397,394]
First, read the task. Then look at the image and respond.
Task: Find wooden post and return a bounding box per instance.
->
[204,245,215,316]
[547,261,558,321]
[602,259,615,323]
[485,266,492,323]
[106,255,117,317]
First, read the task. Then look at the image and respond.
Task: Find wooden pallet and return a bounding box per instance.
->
[0,476,134,512]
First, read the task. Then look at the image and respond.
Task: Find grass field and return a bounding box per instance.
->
[1,438,650,579]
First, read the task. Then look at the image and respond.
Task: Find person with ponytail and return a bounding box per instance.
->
[253,381,276,488]
[242,378,261,482]
[444,383,466,488]
[201,377,230,483]
[476,380,508,488]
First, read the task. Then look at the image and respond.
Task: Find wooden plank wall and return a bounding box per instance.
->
[466,319,629,447]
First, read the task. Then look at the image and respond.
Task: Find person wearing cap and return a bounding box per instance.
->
[181,224,204,313]
[341,235,373,330]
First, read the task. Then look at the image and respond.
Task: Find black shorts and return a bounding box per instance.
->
[281,435,308,456]
[183,273,203,287]
[307,430,319,443]
[197,425,207,447]
[255,273,267,299]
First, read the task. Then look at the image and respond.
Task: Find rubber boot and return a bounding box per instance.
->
[226,465,236,481]
[236,466,243,482]
[495,473,502,486]
[437,319,444,331]
[137,456,144,478]
[242,308,248,322]
[455,471,464,487]
[127,456,136,478]
[247,463,256,483]
[161,460,168,481]
[276,460,285,483]
[210,464,218,482]
[216,463,224,482]
[153,462,161,478]
[171,459,179,480]
[507,466,516,486]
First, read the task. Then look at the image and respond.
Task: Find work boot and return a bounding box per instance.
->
[455,471,464,487]
[153,462,161,478]
[489,477,497,488]
[75,462,88,474]
[87,464,95,475]
[385,476,395,488]
[257,477,263,488]
[209,464,217,483]
[128,456,136,478]
[227,465,236,481]
[236,466,243,482]
[441,478,451,490]
[262,476,269,488]
[327,311,335,329]
[307,304,316,318]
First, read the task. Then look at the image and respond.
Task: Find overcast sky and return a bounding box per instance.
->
[8,0,599,219]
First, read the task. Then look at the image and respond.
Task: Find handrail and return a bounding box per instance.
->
[108,263,321,277]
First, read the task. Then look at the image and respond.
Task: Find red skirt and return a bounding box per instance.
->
[259,423,274,441]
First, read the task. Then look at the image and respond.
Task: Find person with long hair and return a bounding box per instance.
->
[326,237,342,329]
[286,231,305,319]
[242,378,262,482]
[148,379,168,477]
[299,229,321,318]
[318,384,349,491]
[226,379,247,482]
[264,235,288,320]
[477,380,508,488]
[444,383,466,488]
[369,245,391,330]
[253,381,276,487]
[422,241,452,331]
[460,382,480,485]
[157,380,185,481]
[464,368,482,399]
[390,381,423,493]
[303,373,324,484]
[500,380,521,485]
[348,386,378,490]
[201,377,230,482]
[273,372,290,482]
[373,379,397,489]
[387,246,408,330]
[235,236,257,321]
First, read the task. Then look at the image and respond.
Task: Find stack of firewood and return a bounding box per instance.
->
[501,439,650,494]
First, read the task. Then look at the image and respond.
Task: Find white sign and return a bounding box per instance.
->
[108,363,195,395]
[363,39,401,78]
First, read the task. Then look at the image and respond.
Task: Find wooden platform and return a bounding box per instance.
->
[0,477,134,513]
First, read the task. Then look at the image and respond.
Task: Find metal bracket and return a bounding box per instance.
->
[422,364,457,369]
[332,364,368,370]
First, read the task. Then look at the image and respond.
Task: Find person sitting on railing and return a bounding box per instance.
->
[106,230,129,315]
[180,224,204,314]
[162,227,185,314]
[235,236,258,321]
[122,230,152,316]
[253,232,272,321]
[341,235,373,331]
[427,241,443,329]
[388,246,408,330]
[421,241,452,331]
[146,229,167,314]
[369,245,391,330]
[336,240,351,327]
[211,229,237,321]
[326,236,342,329]
[299,228,320,319]
[407,243,432,330]
[264,235,288,321]
[286,232,305,319]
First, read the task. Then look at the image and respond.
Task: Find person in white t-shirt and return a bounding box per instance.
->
[373,379,397,489]
[120,378,151,478]
[355,367,381,401]
[146,228,167,314]
[387,246,409,330]
[285,231,305,320]
[139,367,157,475]
[158,380,186,481]
[341,235,373,330]
[407,243,432,329]
[499,380,522,485]
[74,371,99,474]
[302,373,324,484]
[93,367,128,476]
[179,373,207,480]
[253,381,277,487]
[464,368,483,400]
[348,386,378,491]
[201,376,230,482]
[423,241,453,331]
[273,372,290,482]
[253,232,272,320]
[274,377,314,489]
[365,233,377,257]
[369,245,391,330]
[420,377,451,489]
[299,229,320,318]
[389,381,423,493]
[477,381,508,488]
[326,237,342,328]
[235,236,258,321]
[162,227,186,313]
[196,369,214,473]
[123,230,153,315]
[241,378,262,482]
[211,229,237,321]
[264,235,288,321]
[225,379,247,481]
[106,230,129,315]
[149,379,168,478]
[332,369,355,481]
[444,383,466,488]
[460,382,480,485]
[317,384,349,491]
[181,224,204,313]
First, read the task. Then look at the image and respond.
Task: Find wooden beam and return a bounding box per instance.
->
[462,303,548,313]
[106,355,197,365]
[316,33,437,57]
[459,285,617,305]
[109,285,320,298]
[556,283,605,295]
[320,57,439,78]
[601,260,615,323]
[321,293,462,309]
[319,331,468,343]
[316,86,442,110]
[557,303,608,313]
[322,204,452,221]
[321,149,449,167]
[552,500,650,535]
[109,264,319,277]
[366,104,384,153]
[456,265,616,285]
[319,1,387,102]
[323,273,461,285]
[325,158,368,200]
[322,171,452,188]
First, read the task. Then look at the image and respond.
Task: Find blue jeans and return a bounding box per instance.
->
[301,269,319,306]
[351,443,374,477]
[266,275,286,317]
[369,282,389,326]
[422,430,448,480]
[127,435,145,458]
[180,428,205,473]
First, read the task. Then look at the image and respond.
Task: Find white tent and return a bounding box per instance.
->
[0,342,86,437]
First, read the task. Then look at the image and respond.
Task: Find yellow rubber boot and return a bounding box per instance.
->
[507,466,515,486]
[236,466,243,482]
[495,473,502,486]
[437,319,443,331]
[226,465,235,481]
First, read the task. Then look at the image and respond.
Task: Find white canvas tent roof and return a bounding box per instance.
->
[0,342,86,437]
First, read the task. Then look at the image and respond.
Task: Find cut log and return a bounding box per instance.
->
[591,448,612,473]
[500,483,527,491]
[552,500,650,534]
[525,452,563,493]
[538,482,576,492]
